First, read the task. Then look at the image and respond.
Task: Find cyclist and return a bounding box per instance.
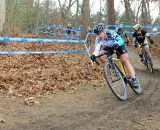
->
[132,24,154,62]
[90,23,139,88]
[66,23,72,36]
[117,27,130,46]
[65,23,76,39]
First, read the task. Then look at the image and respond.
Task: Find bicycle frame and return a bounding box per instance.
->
[113,58,127,77]
[96,50,127,78]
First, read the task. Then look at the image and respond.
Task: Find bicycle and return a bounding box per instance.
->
[139,44,153,73]
[95,50,142,101]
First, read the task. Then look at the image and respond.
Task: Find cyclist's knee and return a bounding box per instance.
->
[119,54,129,63]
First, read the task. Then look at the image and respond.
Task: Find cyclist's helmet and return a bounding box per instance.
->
[133,24,141,31]
[93,23,106,34]
[67,23,72,27]
[117,27,123,34]
[107,25,116,30]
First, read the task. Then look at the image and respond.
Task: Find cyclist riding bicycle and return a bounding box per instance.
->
[117,27,130,46]
[132,24,154,62]
[90,23,139,88]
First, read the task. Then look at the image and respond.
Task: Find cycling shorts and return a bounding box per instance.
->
[100,45,128,58]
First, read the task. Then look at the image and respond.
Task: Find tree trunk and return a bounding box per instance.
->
[106,0,115,25]
[123,0,135,24]
[45,0,50,25]
[141,0,149,26]
[81,0,90,39]
[0,0,5,34]
[146,0,151,25]
[58,0,76,25]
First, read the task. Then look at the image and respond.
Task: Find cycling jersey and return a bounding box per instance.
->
[133,29,154,47]
[93,30,126,56]
[133,29,147,44]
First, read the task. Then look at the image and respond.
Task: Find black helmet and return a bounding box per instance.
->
[107,25,116,30]
[93,23,105,34]
[117,27,123,33]
[117,27,123,32]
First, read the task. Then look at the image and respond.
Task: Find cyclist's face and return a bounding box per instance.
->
[135,30,141,34]
[119,31,123,34]
[97,32,106,40]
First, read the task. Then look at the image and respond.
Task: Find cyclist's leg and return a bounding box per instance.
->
[120,54,141,87]
[98,48,113,63]
[116,45,135,78]
[117,45,139,87]
[119,54,136,79]
[97,50,107,63]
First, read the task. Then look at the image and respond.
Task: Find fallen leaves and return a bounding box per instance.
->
[0,38,103,97]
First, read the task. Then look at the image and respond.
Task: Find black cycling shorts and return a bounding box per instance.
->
[101,44,127,58]
[116,44,128,58]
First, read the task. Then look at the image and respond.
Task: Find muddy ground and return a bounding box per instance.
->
[0,40,160,130]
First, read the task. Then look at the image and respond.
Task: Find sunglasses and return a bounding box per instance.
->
[135,30,140,32]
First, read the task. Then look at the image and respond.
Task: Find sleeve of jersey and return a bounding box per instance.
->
[92,37,101,56]
[115,34,124,46]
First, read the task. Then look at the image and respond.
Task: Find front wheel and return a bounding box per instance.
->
[146,52,154,73]
[142,49,154,73]
[104,62,127,101]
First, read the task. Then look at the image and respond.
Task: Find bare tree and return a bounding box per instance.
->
[106,0,115,25]
[0,0,5,33]
[123,0,136,24]
[57,0,76,25]
[81,0,90,39]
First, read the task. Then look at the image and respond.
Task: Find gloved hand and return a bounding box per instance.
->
[90,54,96,62]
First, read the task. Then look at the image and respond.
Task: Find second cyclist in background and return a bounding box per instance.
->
[132,24,154,62]
[117,27,130,46]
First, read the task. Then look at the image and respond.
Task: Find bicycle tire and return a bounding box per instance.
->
[145,51,154,73]
[129,76,142,95]
[142,49,148,66]
[104,62,127,101]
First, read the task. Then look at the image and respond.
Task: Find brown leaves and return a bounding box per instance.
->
[0,36,103,97]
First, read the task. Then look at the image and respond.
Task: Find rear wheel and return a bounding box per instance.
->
[104,62,127,101]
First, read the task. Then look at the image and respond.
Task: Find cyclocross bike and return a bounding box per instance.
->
[95,50,142,101]
[139,40,154,73]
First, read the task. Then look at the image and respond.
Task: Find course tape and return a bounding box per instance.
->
[108,25,160,29]
[38,26,81,32]
[0,50,87,55]
[38,26,57,29]
[0,37,85,43]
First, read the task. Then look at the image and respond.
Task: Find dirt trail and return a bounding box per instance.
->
[0,47,160,130]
